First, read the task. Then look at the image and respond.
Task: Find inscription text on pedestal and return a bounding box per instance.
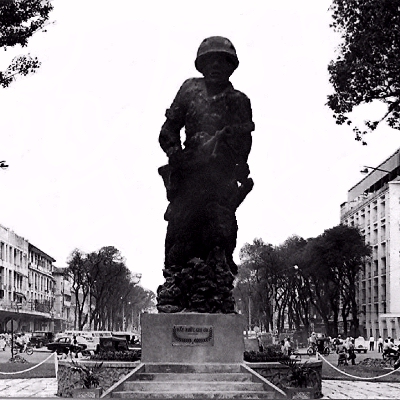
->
[172,325,214,346]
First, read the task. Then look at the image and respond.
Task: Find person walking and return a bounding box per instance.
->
[348,339,356,365]
[281,340,286,356]
[378,335,384,353]
[369,335,375,351]
[284,337,292,356]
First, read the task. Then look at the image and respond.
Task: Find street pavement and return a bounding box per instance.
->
[0,378,57,398]
[1,377,400,399]
[315,345,400,399]
[0,346,398,398]
[322,380,400,399]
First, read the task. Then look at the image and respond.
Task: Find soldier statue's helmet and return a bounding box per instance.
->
[195,36,239,74]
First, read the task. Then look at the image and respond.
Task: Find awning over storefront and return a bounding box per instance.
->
[14,292,26,300]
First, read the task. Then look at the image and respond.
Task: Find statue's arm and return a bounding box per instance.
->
[229,95,255,163]
[159,119,183,157]
[159,80,192,157]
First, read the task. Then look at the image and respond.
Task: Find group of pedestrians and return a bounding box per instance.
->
[369,335,384,352]
[0,332,30,353]
[369,335,398,354]
[280,337,293,356]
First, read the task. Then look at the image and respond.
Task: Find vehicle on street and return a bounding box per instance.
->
[112,331,141,350]
[46,336,87,355]
[12,343,33,356]
[64,330,113,350]
[354,336,368,353]
[75,335,97,353]
[307,334,331,355]
[30,331,54,348]
[97,335,128,352]
[307,342,330,356]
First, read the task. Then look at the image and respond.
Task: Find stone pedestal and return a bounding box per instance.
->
[141,313,246,364]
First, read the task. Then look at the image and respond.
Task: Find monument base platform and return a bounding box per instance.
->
[100,313,286,398]
[141,313,246,364]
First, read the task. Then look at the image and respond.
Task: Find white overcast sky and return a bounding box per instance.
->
[1,0,400,294]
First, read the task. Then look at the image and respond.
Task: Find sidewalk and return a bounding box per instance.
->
[0,378,400,398]
[0,378,57,397]
[321,380,400,399]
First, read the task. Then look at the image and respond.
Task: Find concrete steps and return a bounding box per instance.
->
[111,390,278,399]
[109,364,285,399]
[123,381,265,392]
[131,372,252,382]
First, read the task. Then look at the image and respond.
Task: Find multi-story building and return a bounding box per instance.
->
[340,148,400,339]
[0,224,71,333]
[53,267,73,332]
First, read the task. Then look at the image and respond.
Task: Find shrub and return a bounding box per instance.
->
[244,344,285,362]
[70,359,103,389]
[90,350,141,362]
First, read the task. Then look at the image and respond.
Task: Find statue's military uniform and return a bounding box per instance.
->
[157,37,255,313]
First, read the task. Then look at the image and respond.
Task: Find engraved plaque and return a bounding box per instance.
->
[172,325,214,346]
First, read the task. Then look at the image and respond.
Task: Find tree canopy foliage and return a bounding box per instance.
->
[0,0,53,88]
[327,0,400,144]
[66,246,155,331]
[235,225,371,337]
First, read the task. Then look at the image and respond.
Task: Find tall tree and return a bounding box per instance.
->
[319,225,371,337]
[235,239,278,332]
[65,246,155,330]
[302,237,342,337]
[0,0,53,88]
[301,225,371,336]
[327,0,400,144]
[274,236,308,333]
[65,249,89,330]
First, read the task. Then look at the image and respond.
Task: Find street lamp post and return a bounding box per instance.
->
[10,302,22,357]
[88,280,96,330]
[128,301,134,330]
[89,286,92,330]
[121,296,125,331]
[248,296,251,333]
[120,273,142,332]
[360,166,391,174]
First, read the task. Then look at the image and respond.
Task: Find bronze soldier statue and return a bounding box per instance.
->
[157,36,255,313]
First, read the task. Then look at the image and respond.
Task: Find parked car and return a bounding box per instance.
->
[30,331,55,348]
[75,335,97,353]
[112,332,141,350]
[64,330,112,350]
[46,336,87,355]
[354,336,368,353]
[97,335,128,352]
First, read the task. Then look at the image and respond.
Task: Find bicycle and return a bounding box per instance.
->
[12,344,34,356]
[307,343,330,356]
[288,348,302,360]
[382,349,399,367]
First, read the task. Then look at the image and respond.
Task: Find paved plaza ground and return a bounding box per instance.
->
[0,346,398,397]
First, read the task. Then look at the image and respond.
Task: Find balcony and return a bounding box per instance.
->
[0,299,54,316]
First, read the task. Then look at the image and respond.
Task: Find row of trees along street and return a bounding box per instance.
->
[66,246,155,331]
[234,225,371,339]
